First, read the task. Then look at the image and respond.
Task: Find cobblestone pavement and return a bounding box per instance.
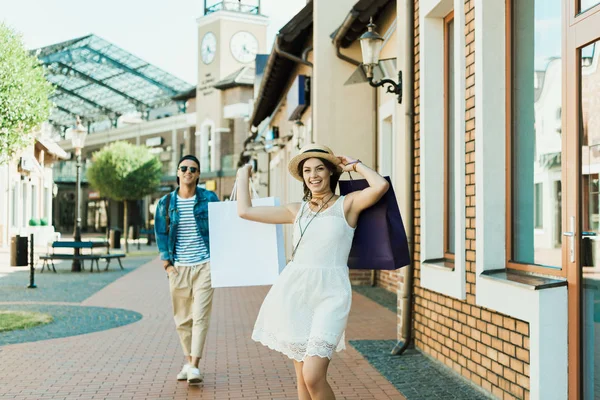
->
[352,285,398,313]
[350,341,494,399]
[0,255,154,303]
[0,257,406,400]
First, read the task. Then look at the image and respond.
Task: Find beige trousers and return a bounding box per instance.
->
[169,261,214,358]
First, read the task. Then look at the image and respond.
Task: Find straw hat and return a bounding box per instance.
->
[288,144,342,181]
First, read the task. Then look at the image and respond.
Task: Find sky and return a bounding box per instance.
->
[0,0,307,84]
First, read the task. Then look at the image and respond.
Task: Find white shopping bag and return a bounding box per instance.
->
[208,180,286,288]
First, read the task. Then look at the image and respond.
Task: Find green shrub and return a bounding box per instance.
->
[28,218,39,226]
[39,218,48,226]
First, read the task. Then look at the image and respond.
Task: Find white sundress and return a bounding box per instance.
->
[251,195,355,362]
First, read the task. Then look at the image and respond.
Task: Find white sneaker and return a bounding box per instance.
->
[187,366,203,384]
[177,364,190,381]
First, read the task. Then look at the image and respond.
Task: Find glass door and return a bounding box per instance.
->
[568,1,600,398]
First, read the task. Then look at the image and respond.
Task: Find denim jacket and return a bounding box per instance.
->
[154,186,219,263]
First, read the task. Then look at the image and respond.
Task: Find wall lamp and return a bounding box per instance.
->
[359,18,402,104]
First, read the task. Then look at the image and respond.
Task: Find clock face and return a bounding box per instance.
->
[201,32,217,65]
[230,31,258,63]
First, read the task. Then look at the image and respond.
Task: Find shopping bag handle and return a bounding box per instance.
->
[230,178,259,201]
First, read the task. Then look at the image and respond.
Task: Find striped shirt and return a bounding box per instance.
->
[174,195,209,265]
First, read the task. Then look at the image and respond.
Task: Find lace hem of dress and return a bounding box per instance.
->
[252,329,345,362]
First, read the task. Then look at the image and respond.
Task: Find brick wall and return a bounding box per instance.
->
[348,270,400,292]
[410,1,532,399]
[377,270,400,293]
[349,269,372,285]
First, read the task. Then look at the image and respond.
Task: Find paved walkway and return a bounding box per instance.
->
[0,257,405,400]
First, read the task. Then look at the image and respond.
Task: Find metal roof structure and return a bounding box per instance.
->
[36,34,195,132]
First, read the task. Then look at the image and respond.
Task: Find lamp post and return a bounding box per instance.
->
[359,18,403,104]
[69,116,88,272]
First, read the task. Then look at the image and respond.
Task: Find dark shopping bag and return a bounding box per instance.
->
[339,176,410,270]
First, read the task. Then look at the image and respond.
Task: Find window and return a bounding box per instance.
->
[508,0,563,273]
[207,127,213,172]
[22,182,28,227]
[444,11,456,259]
[534,183,543,228]
[199,121,215,173]
[44,187,51,221]
[419,0,466,299]
[584,174,600,233]
[11,182,17,227]
[31,184,37,220]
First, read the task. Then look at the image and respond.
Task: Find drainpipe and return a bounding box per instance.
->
[391,0,415,356]
[371,86,378,287]
[274,34,313,67]
[302,46,314,62]
[332,12,362,67]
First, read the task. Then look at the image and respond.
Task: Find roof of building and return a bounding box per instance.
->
[172,87,197,101]
[36,34,195,131]
[249,1,313,128]
[330,0,394,48]
[214,66,256,90]
[36,137,69,160]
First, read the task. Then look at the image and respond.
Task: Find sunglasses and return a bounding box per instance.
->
[178,166,198,173]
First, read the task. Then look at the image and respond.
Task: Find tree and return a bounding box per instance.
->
[87,141,162,253]
[0,23,54,164]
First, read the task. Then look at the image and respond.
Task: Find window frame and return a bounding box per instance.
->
[505,0,566,277]
[444,10,456,262]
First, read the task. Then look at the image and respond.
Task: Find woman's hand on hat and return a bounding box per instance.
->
[338,155,359,172]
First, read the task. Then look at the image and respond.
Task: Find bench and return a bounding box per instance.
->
[51,241,109,252]
[39,241,125,273]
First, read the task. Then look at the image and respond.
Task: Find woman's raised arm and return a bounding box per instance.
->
[236,164,300,225]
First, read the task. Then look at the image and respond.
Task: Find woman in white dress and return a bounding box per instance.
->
[236,144,389,400]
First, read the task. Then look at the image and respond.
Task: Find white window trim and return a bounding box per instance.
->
[419,0,467,300]
[474,1,567,399]
[378,99,397,178]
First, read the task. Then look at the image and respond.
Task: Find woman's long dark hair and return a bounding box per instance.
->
[298,157,341,201]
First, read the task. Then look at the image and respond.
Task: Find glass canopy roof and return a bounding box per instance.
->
[36,34,195,133]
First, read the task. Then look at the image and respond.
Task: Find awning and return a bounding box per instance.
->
[36,137,69,160]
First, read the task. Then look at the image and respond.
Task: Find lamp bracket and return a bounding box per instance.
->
[367,70,403,104]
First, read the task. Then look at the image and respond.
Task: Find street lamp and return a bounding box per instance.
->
[359,18,403,104]
[68,116,88,272]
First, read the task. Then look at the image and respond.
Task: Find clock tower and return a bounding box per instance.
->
[196,0,267,174]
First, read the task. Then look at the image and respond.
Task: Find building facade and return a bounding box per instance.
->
[245,0,600,398]
[0,127,67,266]
[195,2,268,199]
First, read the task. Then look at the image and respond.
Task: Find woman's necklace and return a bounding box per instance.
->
[291,193,336,260]
[308,192,334,211]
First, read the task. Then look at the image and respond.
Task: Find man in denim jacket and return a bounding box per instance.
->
[154,155,219,384]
